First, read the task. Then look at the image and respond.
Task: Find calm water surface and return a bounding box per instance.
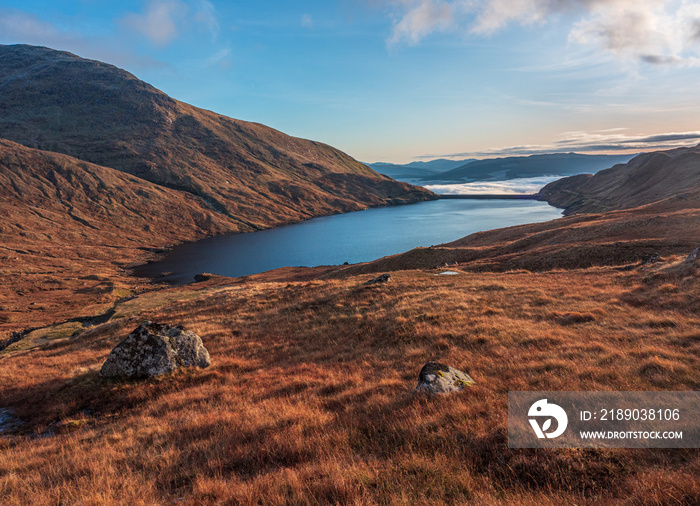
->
[137,199,562,283]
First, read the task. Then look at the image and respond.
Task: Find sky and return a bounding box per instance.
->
[1,0,700,163]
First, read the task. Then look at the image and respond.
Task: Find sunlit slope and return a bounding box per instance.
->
[0,138,235,329]
[0,44,434,231]
[539,144,700,215]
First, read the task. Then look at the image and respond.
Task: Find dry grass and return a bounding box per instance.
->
[1,262,698,505]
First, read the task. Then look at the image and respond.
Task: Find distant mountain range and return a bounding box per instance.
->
[371,153,635,184]
[0,44,434,235]
[368,158,475,179]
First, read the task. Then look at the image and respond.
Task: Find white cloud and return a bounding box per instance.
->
[0,9,79,47]
[385,0,700,65]
[205,47,232,69]
[388,0,457,44]
[301,14,313,29]
[416,129,700,158]
[121,0,221,47]
[470,0,577,34]
[0,8,168,70]
[194,0,221,41]
[122,1,187,46]
[568,0,699,63]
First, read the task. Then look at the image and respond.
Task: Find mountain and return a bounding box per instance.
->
[369,164,441,180]
[0,138,242,329]
[539,144,700,215]
[369,158,475,177]
[0,137,233,250]
[429,153,635,182]
[0,45,434,233]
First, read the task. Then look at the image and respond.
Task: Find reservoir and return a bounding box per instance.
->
[136,198,562,283]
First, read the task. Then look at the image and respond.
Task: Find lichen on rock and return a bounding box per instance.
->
[415,361,474,394]
[100,321,210,379]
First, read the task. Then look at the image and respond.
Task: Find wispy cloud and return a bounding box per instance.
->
[121,1,187,46]
[385,0,700,65]
[121,0,220,47]
[388,0,457,45]
[194,0,220,41]
[0,8,168,69]
[0,9,71,46]
[416,130,700,158]
[204,47,232,69]
[301,14,314,29]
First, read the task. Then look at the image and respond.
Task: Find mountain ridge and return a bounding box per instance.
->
[430,152,635,182]
[539,144,700,215]
[368,158,475,179]
[0,137,241,329]
[0,44,434,231]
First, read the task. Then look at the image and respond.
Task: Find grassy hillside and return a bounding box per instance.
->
[0,45,434,230]
[539,144,700,215]
[0,45,698,504]
[1,261,698,504]
[0,138,238,331]
[332,192,700,277]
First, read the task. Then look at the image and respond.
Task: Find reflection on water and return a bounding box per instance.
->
[136,199,562,283]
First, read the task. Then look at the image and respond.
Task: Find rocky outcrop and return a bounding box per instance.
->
[100,321,210,378]
[0,330,27,352]
[364,274,391,285]
[415,362,474,394]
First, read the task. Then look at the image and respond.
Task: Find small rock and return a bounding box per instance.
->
[0,330,26,352]
[364,273,391,285]
[193,273,212,282]
[0,408,21,434]
[641,252,661,265]
[415,362,475,394]
[686,247,699,262]
[100,321,210,379]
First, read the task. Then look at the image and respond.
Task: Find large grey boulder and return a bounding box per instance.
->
[100,321,210,378]
[415,362,474,394]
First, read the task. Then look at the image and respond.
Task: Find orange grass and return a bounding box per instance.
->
[1,263,699,504]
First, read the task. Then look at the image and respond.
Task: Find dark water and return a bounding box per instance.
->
[136,199,562,283]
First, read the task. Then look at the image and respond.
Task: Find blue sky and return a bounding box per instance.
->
[1,0,700,163]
